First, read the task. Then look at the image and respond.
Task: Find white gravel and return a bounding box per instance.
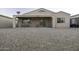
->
[0,28,79,51]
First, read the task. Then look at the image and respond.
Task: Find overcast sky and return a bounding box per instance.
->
[0,8,79,17]
[0,8,35,17]
[0,0,79,17]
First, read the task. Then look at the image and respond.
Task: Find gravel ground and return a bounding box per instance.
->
[0,28,79,51]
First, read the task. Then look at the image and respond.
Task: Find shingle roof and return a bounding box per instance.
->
[57,11,70,15]
[22,8,56,15]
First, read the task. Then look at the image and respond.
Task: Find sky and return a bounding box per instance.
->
[0,0,79,17]
[0,8,79,17]
[0,8,35,17]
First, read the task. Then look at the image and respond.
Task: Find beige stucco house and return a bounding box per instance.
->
[0,15,13,28]
[13,8,71,28]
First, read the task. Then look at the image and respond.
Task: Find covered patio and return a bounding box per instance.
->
[14,16,53,28]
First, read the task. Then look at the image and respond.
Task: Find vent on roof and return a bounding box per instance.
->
[16,11,21,15]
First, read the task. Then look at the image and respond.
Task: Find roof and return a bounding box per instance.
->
[57,11,70,15]
[71,14,79,17]
[14,8,71,17]
[71,14,79,18]
[23,8,56,15]
[0,15,13,19]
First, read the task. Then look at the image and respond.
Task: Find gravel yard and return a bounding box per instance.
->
[0,28,79,51]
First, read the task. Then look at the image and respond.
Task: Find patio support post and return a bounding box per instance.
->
[13,16,16,28]
[52,17,56,28]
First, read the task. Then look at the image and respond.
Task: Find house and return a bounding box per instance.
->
[0,15,13,28]
[70,14,79,27]
[13,8,71,28]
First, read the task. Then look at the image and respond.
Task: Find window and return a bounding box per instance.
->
[57,18,65,23]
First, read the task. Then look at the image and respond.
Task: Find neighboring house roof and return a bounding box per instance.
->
[71,14,79,18]
[0,15,13,19]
